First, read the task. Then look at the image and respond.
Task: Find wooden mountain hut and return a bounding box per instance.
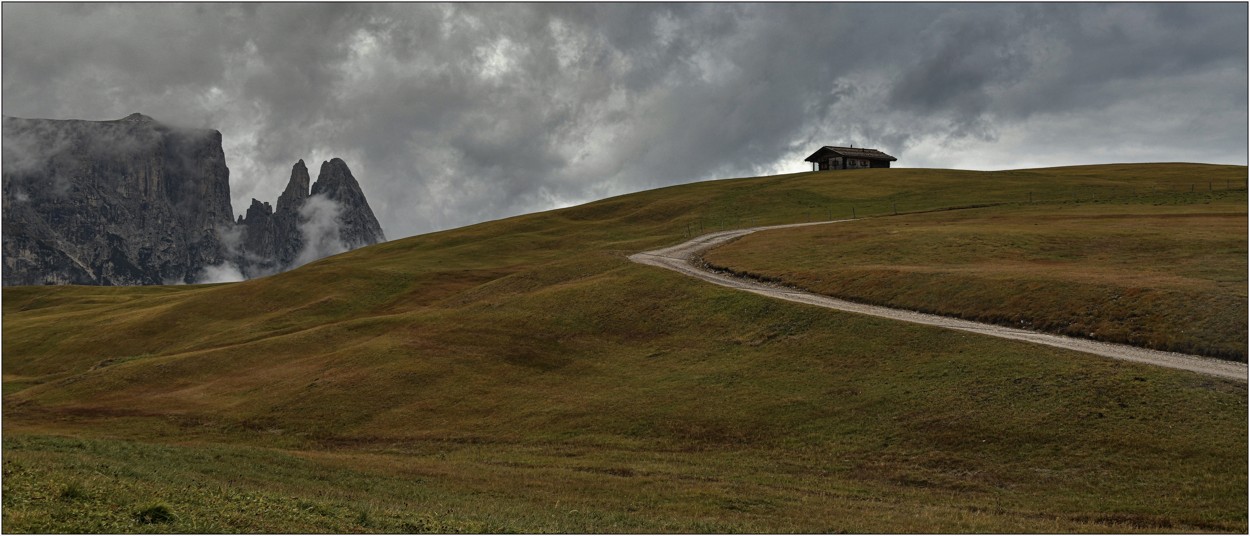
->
[804,146,897,171]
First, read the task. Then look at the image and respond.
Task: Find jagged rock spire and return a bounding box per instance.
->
[311,158,386,245]
[231,157,385,278]
[276,159,310,215]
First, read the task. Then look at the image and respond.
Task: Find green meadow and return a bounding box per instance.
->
[4,163,1246,532]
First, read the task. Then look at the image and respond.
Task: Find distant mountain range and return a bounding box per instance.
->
[2,113,385,285]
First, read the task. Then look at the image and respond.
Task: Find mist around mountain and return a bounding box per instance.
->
[2,113,385,286]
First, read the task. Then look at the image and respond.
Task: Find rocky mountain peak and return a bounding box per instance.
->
[276,159,311,215]
[310,158,386,246]
[2,114,233,285]
[118,112,155,122]
[231,157,384,278]
[3,113,386,285]
[310,158,355,197]
[245,198,274,219]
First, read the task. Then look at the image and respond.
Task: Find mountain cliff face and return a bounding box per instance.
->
[2,114,386,286]
[2,113,234,285]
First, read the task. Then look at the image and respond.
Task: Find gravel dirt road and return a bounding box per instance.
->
[629,220,1248,382]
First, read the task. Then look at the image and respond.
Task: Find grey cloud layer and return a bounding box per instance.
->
[4,3,1245,239]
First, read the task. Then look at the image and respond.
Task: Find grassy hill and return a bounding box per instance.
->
[4,163,1247,532]
[704,196,1247,360]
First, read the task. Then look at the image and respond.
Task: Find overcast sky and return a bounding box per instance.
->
[4,3,1247,239]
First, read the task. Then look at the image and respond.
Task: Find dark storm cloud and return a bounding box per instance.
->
[4,3,1246,239]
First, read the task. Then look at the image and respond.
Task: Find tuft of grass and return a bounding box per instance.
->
[58,481,88,501]
[134,503,175,524]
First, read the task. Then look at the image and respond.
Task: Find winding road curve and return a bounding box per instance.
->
[629,220,1248,382]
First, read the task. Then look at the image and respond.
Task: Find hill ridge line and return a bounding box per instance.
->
[628,220,1248,382]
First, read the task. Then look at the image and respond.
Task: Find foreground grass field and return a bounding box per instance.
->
[4,164,1247,532]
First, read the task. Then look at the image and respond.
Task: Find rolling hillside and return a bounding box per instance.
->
[4,163,1247,532]
[704,198,1247,360]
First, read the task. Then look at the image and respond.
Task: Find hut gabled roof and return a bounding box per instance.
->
[805,146,897,162]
